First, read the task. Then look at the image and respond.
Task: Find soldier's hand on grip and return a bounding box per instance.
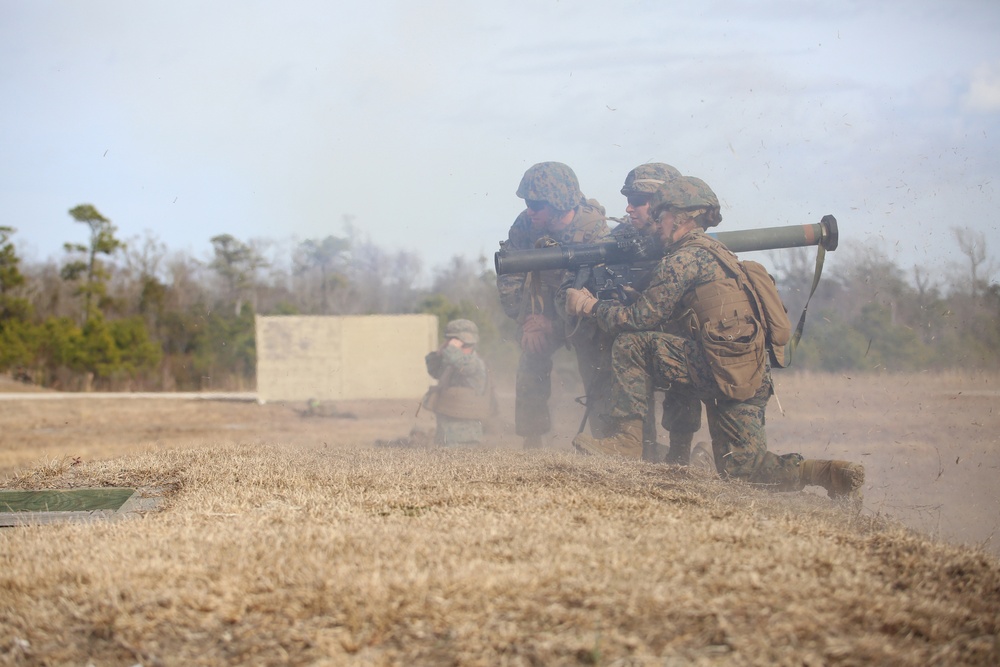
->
[566,288,598,317]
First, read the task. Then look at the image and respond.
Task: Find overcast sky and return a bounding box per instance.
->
[2,0,998,286]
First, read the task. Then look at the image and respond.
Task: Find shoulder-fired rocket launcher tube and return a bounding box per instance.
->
[494,215,838,276]
[712,215,838,253]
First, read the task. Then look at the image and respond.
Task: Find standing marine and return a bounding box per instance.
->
[497,162,610,449]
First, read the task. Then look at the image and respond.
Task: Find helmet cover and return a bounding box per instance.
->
[516,162,584,211]
[648,176,723,228]
[444,319,479,345]
[620,162,681,196]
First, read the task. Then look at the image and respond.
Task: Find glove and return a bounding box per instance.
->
[565,288,598,317]
[521,314,554,354]
[521,329,548,355]
[522,314,553,333]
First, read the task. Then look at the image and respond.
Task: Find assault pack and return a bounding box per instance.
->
[682,233,792,369]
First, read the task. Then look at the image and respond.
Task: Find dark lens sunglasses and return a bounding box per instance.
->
[626,195,651,208]
[525,200,547,212]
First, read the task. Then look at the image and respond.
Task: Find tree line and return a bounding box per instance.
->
[0,205,997,391]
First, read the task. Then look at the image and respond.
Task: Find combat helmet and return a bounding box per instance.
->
[620,163,681,197]
[648,176,723,228]
[444,319,479,345]
[516,162,585,212]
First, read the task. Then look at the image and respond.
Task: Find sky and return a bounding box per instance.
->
[2,0,999,287]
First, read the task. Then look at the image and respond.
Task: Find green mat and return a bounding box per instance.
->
[0,488,136,513]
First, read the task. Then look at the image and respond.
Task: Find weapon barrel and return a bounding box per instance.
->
[710,215,838,253]
[494,216,838,276]
[494,239,628,276]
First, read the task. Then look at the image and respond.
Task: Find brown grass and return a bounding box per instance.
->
[1,372,999,665]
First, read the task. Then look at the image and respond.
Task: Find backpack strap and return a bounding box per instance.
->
[679,234,767,324]
[679,232,786,367]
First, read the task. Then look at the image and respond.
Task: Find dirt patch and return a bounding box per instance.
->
[1,371,999,557]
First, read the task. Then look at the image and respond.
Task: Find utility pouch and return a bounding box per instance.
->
[425,386,494,420]
[691,279,766,400]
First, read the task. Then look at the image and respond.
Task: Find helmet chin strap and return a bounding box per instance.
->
[547,208,576,233]
[661,212,700,246]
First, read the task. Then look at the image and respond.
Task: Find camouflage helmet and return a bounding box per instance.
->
[648,176,723,228]
[516,162,585,212]
[444,319,479,345]
[620,163,681,197]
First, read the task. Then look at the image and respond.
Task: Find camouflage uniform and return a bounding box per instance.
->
[574,176,863,498]
[614,163,703,459]
[425,321,489,446]
[559,219,684,442]
[497,162,610,438]
[590,228,802,489]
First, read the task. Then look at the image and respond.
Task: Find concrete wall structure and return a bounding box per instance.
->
[255,314,438,402]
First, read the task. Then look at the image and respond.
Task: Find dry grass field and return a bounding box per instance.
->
[1,371,998,665]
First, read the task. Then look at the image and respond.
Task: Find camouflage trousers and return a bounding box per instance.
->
[609,331,803,490]
[586,333,702,451]
[565,324,618,439]
[659,387,703,434]
[515,329,610,438]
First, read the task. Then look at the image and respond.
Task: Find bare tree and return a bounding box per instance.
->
[952,226,994,299]
[295,235,350,313]
[209,234,269,315]
[385,250,423,313]
[112,230,169,318]
[836,241,910,323]
[164,252,208,314]
[768,246,819,317]
[122,230,167,282]
[910,265,946,345]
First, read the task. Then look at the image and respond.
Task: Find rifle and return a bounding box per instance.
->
[494,216,839,298]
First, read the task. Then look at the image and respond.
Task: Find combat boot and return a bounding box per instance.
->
[523,435,545,450]
[690,441,716,474]
[664,431,694,466]
[573,419,644,459]
[800,459,865,499]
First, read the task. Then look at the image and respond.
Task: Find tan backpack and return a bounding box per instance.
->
[684,234,792,369]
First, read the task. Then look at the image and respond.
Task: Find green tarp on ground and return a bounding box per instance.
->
[0,488,135,513]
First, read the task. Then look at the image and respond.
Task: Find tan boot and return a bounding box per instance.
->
[573,419,644,459]
[801,459,865,499]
